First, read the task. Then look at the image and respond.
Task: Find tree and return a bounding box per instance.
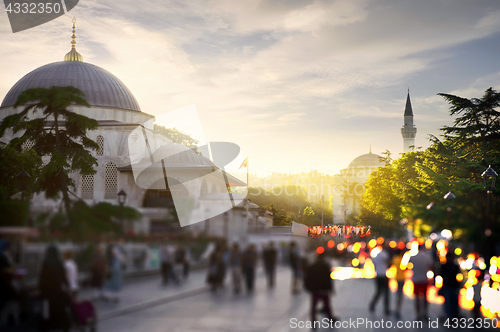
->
[438,87,500,164]
[0,86,99,222]
[154,125,199,153]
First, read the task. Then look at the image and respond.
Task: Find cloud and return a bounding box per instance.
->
[1,0,500,174]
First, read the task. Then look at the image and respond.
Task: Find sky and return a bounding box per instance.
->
[1,0,500,176]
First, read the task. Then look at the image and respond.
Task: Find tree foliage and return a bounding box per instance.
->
[154,125,200,154]
[359,87,500,244]
[0,86,99,222]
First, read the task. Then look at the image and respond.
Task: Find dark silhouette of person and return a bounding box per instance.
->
[39,245,73,332]
[305,252,337,323]
[241,244,258,293]
[262,241,277,288]
[439,251,460,318]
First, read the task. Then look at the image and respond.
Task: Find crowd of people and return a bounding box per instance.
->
[367,240,484,321]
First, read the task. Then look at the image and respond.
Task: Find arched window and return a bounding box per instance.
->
[96,135,104,156]
[81,174,94,199]
[21,140,34,151]
[104,162,117,199]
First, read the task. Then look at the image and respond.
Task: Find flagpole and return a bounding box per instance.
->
[246,158,249,220]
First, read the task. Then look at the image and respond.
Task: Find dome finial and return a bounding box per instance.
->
[64,17,83,62]
[369,145,372,154]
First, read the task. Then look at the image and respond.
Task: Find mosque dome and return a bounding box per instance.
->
[347,152,384,169]
[0,19,141,112]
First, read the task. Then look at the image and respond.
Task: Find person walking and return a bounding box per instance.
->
[241,244,258,293]
[289,241,302,295]
[439,251,460,319]
[0,240,18,327]
[90,243,108,301]
[63,249,79,299]
[160,244,173,285]
[228,243,242,294]
[207,245,225,292]
[104,244,125,302]
[391,248,406,319]
[369,244,391,315]
[173,245,186,283]
[183,246,192,280]
[263,241,277,288]
[39,245,73,332]
[410,243,433,320]
[305,252,337,323]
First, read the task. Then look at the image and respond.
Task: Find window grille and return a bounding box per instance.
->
[22,140,34,151]
[81,174,94,199]
[105,162,117,199]
[96,135,104,156]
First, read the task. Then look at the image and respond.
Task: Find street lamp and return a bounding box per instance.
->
[443,191,456,212]
[481,165,497,237]
[17,170,31,201]
[482,165,498,193]
[117,190,127,232]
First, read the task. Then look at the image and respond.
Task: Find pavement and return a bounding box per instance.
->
[89,263,490,332]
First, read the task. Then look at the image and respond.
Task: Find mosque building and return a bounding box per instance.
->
[331,91,417,223]
[0,20,253,236]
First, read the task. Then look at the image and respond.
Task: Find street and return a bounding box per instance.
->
[92,265,481,332]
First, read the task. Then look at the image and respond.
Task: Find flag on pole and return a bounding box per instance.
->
[239,158,248,169]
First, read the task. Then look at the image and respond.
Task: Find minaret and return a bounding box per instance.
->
[401,89,417,153]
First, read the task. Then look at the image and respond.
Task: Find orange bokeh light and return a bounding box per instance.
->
[317,246,325,254]
[389,241,397,248]
[327,240,335,248]
[377,237,384,245]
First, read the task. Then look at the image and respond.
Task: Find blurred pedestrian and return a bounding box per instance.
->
[305,252,337,323]
[263,241,277,288]
[410,243,433,320]
[472,269,484,319]
[90,244,108,301]
[241,244,258,293]
[160,244,173,285]
[104,244,125,302]
[63,249,79,299]
[0,240,18,327]
[391,248,406,319]
[439,251,460,319]
[229,243,242,294]
[39,245,72,332]
[174,245,186,283]
[369,244,390,315]
[183,247,192,280]
[289,241,302,295]
[207,245,225,292]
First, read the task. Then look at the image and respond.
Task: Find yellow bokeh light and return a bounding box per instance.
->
[425,239,433,250]
[389,241,396,248]
[368,239,377,248]
[456,274,463,282]
[454,248,462,256]
[352,258,359,267]
[407,262,414,270]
